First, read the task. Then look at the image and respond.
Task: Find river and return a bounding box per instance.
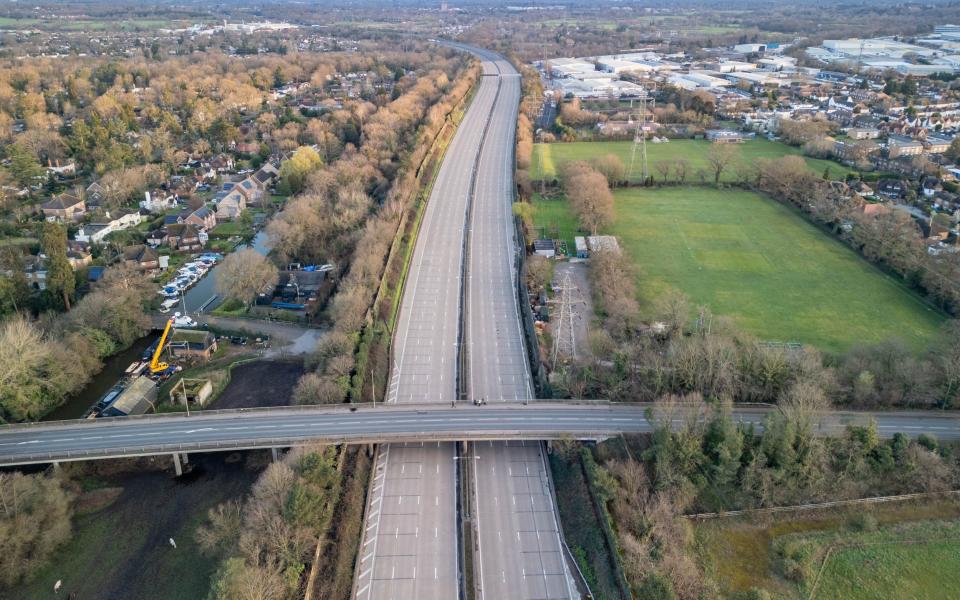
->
[43,231,272,421]
[179,230,270,314]
[42,335,156,421]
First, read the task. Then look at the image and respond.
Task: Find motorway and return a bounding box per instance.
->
[355,45,507,600]
[463,54,577,600]
[3,404,960,466]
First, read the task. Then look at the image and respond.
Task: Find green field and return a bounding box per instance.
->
[695,499,960,598]
[533,187,945,352]
[810,526,960,600]
[531,139,850,184]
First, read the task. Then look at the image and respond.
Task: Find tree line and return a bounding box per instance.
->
[0,223,153,422]
[584,392,959,600]
[282,53,479,406]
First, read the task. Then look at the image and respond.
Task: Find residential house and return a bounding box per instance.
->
[209,154,236,173]
[46,160,76,178]
[922,176,943,198]
[75,223,113,244]
[876,179,906,199]
[252,161,280,190]
[887,135,924,159]
[182,206,216,231]
[66,249,92,269]
[215,179,257,221]
[274,270,327,302]
[140,190,179,213]
[847,127,881,140]
[41,194,85,222]
[925,135,953,154]
[123,245,161,271]
[146,228,166,247]
[164,223,204,251]
[75,209,143,244]
[85,182,104,209]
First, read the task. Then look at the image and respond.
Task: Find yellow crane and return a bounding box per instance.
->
[149,318,175,374]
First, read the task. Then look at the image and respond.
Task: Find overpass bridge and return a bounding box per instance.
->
[2,402,959,467]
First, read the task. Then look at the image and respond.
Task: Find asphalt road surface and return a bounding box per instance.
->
[463,56,577,599]
[356,49,507,600]
[3,403,960,463]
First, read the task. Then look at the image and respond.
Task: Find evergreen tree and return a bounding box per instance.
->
[41,222,74,311]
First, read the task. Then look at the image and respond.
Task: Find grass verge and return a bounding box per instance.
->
[549,447,627,600]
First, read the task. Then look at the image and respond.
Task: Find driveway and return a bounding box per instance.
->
[150,313,325,357]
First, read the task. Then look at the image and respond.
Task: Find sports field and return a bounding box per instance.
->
[533,187,945,352]
[531,138,851,183]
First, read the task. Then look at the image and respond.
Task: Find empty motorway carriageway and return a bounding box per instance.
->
[355,43,511,600]
[355,41,578,600]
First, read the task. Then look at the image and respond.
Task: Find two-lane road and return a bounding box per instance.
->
[3,403,959,467]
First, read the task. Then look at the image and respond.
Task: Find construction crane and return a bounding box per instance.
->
[149,318,175,374]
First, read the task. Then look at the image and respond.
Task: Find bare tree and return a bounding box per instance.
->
[216,249,279,308]
[673,159,690,184]
[706,143,739,185]
[564,164,614,235]
[591,154,625,187]
[654,160,672,183]
[0,472,74,587]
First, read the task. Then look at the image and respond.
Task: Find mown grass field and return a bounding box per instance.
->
[532,187,945,352]
[694,498,960,599]
[531,139,851,184]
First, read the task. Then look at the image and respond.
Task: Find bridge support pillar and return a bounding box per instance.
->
[271,447,280,462]
[461,440,468,454]
[365,444,374,459]
[545,440,552,454]
[172,453,183,477]
[181,453,189,464]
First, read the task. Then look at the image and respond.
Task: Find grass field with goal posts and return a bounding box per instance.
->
[532,186,945,353]
[531,138,852,184]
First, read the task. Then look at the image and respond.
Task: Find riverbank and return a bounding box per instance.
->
[3,453,266,600]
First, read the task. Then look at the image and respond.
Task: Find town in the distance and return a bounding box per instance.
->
[0,2,958,600]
